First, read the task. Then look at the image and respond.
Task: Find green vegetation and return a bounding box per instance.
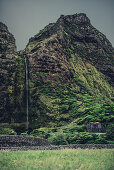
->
[7,55,26,123]
[28,68,114,129]
[30,123,114,145]
[0,149,114,170]
[0,123,27,134]
[0,54,26,124]
[0,127,16,135]
[106,124,114,140]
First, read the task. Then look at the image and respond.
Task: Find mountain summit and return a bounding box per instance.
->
[0,13,114,132]
[26,13,114,84]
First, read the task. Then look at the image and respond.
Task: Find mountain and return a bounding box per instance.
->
[0,14,114,134]
[24,13,114,128]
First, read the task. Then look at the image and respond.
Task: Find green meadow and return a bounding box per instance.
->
[0,149,114,170]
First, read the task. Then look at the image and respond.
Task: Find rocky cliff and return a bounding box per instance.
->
[0,13,114,131]
[0,22,26,123]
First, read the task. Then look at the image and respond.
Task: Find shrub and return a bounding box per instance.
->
[95,137,108,144]
[66,134,77,144]
[0,127,16,135]
[30,128,56,139]
[20,132,28,136]
[106,124,114,140]
[49,132,68,145]
[86,140,95,144]
[75,133,94,144]
[62,124,86,134]
[66,132,107,144]
[76,125,87,132]
[66,132,95,144]
[77,118,85,125]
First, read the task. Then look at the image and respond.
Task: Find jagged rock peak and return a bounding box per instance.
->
[58,13,90,24]
[0,22,17,53]
[0,22,8,31]
[28,13,91,45]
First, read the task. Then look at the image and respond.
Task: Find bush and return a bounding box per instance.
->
[76,125,87,132]
[20,132,29,136]
[106,124,114,140]
[66,132,95,144]
[86,140,95,144]
[77,118,85,125]
[66,132,107,144]
[66,134,77,144]
[75,133,94,144]
[30,128,57,139]
[0,127,16,135]
[95,137,108,144]
[62,124,86,134]
[49,133,68,145]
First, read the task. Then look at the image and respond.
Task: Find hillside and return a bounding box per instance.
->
[0,14,114,139]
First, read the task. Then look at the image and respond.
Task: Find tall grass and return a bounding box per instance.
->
[0,149,114,170]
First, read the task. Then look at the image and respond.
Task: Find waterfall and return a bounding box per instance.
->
[25,56,29,130]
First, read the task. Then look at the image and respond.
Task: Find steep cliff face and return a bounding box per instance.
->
[24,13,114,128]
[0,22,25,123]
[0,22,16,53]
[26,14,114,85]
[0,13,114,130]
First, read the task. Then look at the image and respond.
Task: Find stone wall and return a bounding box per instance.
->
[0,144,114,151]
[0,136,50,147]
[0,136,114,151]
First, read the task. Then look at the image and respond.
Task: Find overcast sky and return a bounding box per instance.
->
[0,0,114,51]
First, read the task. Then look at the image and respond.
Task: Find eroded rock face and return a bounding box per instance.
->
[0,22,16,121]
[58,13,90,24]
[27,34,72,84]
[0,22,16,53]
[0,22,25,122]
[57,14,114,85]
[26,13,114,87]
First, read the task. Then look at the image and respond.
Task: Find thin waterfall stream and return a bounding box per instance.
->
[25,56,29,130]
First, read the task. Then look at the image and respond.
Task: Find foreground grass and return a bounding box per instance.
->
[0,149,114,170]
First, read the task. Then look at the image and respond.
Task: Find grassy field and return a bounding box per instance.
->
[0,149,114,170]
